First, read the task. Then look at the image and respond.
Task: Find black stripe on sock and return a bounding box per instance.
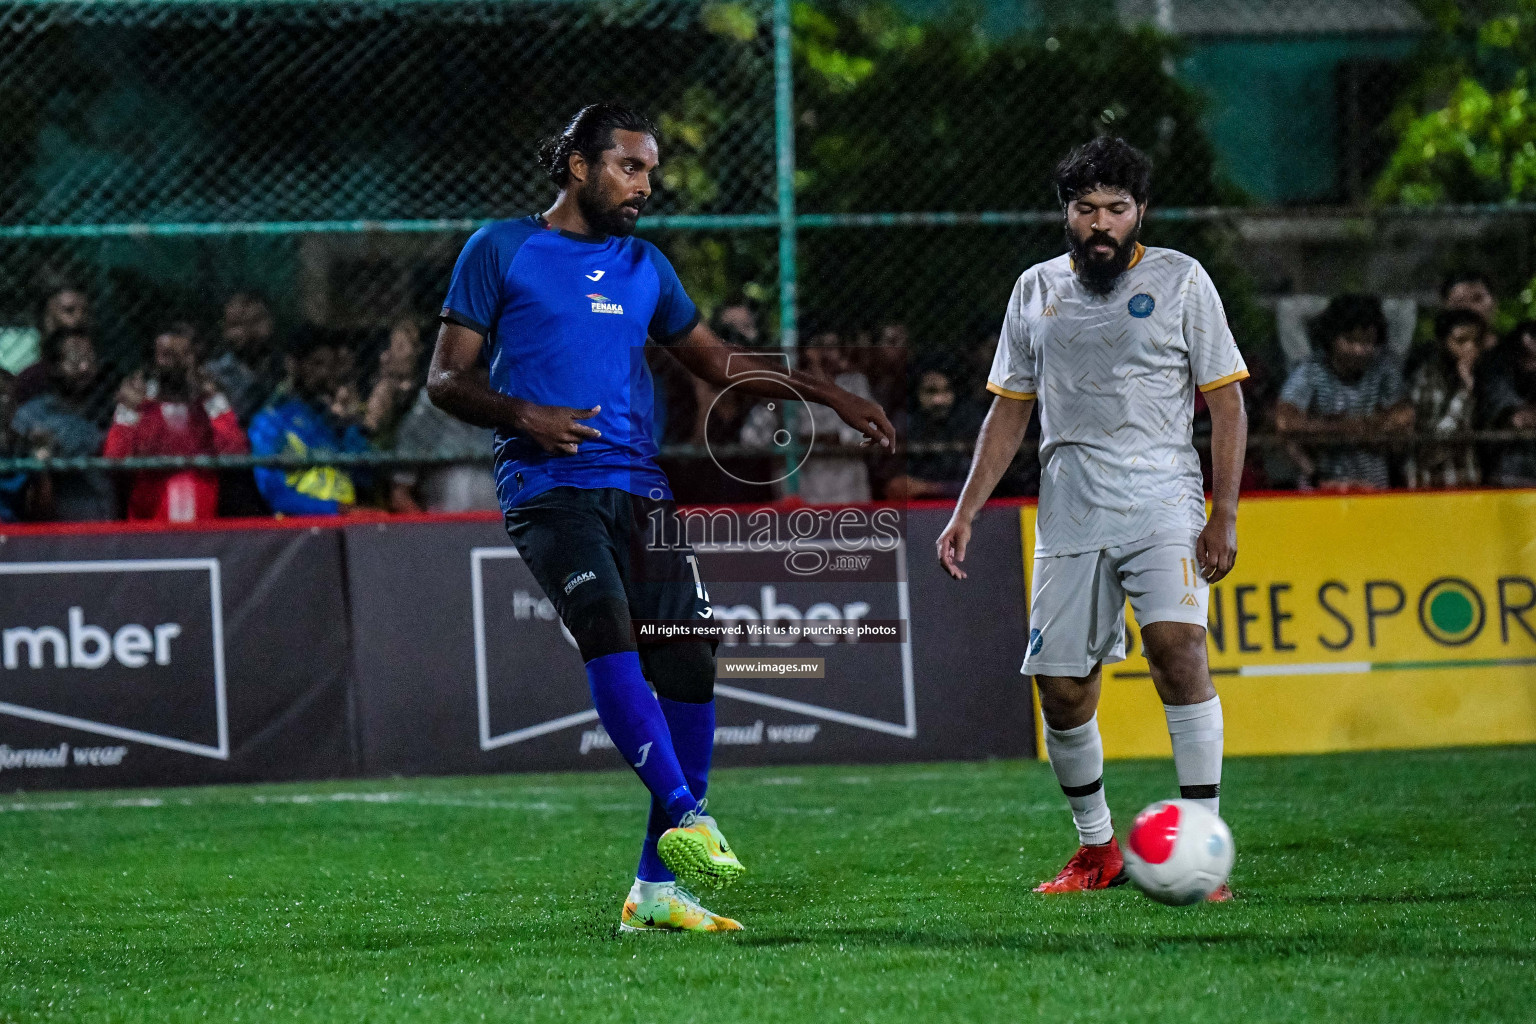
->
[1061,778,1104,798]
[1180,784,1220,800]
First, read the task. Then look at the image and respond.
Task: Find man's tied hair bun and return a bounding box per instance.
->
[537,102,659,187]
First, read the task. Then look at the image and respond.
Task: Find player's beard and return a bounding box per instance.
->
[1066,217,1142,296]
[576,176,646,237]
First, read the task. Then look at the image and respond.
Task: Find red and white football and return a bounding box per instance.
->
[1123,799,1235,906]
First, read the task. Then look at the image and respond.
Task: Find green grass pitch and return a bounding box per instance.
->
[1,746,1532,1022]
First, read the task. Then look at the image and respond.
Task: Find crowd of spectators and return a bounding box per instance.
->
[0,283,499,523]
[0,271,1534,523]
[1270,273,1536,492]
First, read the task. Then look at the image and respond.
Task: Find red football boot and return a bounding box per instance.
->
[1033,838,1128,893]
[1205,883,1235,903]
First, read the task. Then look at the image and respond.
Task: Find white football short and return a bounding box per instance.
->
[1020,531,1209,678]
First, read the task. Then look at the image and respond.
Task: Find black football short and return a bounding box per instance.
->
[502,485,713,658]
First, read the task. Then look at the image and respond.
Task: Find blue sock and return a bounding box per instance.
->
[660,696,716,801]
[637,697,716,883]
[585,652,696,825]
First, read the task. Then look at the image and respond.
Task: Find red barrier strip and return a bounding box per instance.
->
[0,488,1526,539]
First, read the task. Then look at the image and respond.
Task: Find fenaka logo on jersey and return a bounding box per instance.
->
[587,293,624,315]
[1041,305,1057,317]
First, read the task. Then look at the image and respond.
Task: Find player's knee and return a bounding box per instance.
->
[643,642,716,704]
[1146,650,1206,695]
[1141,622,1204,670]
[1141,622,1212,699]
[1035,674,1098,729]
[565,594,636,662]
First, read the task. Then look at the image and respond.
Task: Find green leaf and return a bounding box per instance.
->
[701,2,758,43]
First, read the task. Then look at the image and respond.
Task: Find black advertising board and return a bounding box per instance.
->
[1,504,1034,791]
[0,526,356,789]
[344,505,1033,776]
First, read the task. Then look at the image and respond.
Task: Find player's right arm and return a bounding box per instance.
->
[425,322,600,455]
[937,393,1035,580]
[937,274,1038,580]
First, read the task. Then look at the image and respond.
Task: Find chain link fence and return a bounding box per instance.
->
[2,0,1534,520]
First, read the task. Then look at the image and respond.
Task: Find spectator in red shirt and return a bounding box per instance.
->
[104,323,249,522]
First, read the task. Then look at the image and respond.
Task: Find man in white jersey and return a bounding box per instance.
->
[936,137,1248,900]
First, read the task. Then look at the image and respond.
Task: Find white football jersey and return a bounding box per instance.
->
[988,244,1248,556]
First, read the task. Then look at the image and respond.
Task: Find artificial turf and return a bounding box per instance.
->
[0,746,1531,1022]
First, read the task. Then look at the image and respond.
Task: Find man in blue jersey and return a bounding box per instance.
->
[428,103,894,934]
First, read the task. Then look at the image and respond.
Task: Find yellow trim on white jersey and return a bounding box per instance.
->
[1198,368,1250,393]
[986,381,1036,401]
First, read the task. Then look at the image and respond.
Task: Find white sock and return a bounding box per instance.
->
[1165,695,1223,814]
[634,878,671,900]
[1043,714,1114,846]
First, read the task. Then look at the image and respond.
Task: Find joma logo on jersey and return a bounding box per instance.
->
[587,293,624,315]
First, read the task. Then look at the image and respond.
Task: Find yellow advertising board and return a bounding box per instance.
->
[1020,491,1536,758]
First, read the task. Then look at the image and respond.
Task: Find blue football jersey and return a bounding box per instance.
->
[440,215,700,510]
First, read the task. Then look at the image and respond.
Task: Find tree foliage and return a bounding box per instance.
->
[1375,1,1536,204]
[793,2,1228,212]
[653,1,1259,355]
[786,1,1259,360]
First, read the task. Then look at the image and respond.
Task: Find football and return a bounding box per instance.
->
[1123,799,1235,905]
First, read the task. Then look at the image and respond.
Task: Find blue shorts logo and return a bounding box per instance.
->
[1128,293,1155,318]
[1029,628,1044,656]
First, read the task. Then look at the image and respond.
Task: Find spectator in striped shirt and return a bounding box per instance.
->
[1276,294,1414,490]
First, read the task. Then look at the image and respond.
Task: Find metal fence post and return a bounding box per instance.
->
[773,0,797,354]
[773,0,802,495]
